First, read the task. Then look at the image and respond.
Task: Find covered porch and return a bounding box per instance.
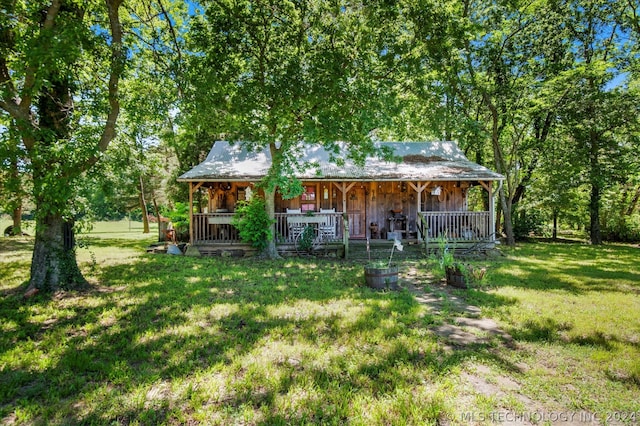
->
[185,179,498,257]
[191,209,494,246]
[178,141,505,257]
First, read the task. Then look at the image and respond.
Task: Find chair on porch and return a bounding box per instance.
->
[318,208,336,240]
[286,208,304,242]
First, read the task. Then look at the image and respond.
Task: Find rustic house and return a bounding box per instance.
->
[177,141,504,255]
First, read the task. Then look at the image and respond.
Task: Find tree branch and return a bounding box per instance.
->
[157,0,183,64]
[89,0,124,167]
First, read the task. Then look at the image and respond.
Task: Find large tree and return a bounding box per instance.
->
[441,0,572,246]
[0,0,189,290]
[186,0,406,257]
[548,0,639,244]
[0,0,124,291]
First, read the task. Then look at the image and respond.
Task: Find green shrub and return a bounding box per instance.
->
[512,205,546,240]
[164,202,191,238]
[297,225,315,252]
[232,196,274,251]
[601,214,640,242]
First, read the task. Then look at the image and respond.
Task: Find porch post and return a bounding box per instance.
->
[342,183,349,259]
[409,181,429,241]
[489,181,496,242]
[333,181,355,259]
[189,182,194,244]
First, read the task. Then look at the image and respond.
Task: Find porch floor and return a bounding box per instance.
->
[190,236,497,259]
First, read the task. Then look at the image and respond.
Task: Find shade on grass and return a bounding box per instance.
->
[1,223,639,424]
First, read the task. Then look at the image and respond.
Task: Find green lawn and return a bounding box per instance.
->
[1,222,639,425]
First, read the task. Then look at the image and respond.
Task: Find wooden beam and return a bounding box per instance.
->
[343,213,349,259]
[488,181,496,242]
[332,181,356,193]
[408,181,430,192]
[410,181,429,241]
[478,181,491,193]
[189,182,194,244]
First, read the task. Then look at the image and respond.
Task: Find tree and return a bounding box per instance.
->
[0,118,29,235]
[394,0,573,246]
[0,1,125,291]
[548,0,639,244]
[185,0,403,257]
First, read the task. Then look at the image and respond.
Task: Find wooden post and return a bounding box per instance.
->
[343,213,349,259]
[479,180,497,242]
[489,181,496,242]
[409,181,429,241]
[189,182,194,244]
[333,181,355,257]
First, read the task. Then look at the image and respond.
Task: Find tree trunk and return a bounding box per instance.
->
[28,213,86,292]
[589,129,602,245]
[11,205,22,235]
[589,183,602,245]
[139,175,150,233]
[500,187,516,246]
[552,209,558,240]
[263,187,280,259]
[626,185,640,216]
[484,93,515,246]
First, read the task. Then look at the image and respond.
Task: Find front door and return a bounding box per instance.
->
[346,186,366,238]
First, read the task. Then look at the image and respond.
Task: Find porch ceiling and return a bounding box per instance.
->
[177,141,505,182]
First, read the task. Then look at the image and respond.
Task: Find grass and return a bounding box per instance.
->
[1,221,639,424]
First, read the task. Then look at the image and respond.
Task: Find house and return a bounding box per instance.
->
[177,141,505,256]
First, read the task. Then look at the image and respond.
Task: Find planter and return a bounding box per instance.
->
[445,265,468,289]
[364,264,399,290]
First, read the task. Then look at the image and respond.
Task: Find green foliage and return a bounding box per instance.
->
[232,196,274,251]
[163,202,190,235]
[433,236,454,269]
[512,205,547,240]
[297,225,316,252]
[601,214,640,242]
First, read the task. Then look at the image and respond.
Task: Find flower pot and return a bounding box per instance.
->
[445,265,468,289]
[364,264,399,290]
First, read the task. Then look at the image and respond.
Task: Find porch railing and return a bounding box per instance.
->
[192,213,239,244]
[417,211,492,242]
[192,212,345,245]
[194,211,491,246]
[274,212,344,244]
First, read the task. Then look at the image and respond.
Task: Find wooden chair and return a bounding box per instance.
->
[286,208,304,242]
[319,208,336,240]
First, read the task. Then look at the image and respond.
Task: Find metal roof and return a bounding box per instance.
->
[177,141,505,182]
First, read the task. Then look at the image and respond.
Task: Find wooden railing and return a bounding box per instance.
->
[192,212,345,245]
[417,211,492,242]
[194,211,490,246]
[192,213,239,244]
[274,212,344,244]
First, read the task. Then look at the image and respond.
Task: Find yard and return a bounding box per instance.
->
[1,220,639,425]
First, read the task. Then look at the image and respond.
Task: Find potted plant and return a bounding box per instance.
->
[433,236,469,288]
[435,238,486,288]
[364,238,403,290]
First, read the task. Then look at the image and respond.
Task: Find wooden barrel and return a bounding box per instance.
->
[364,265,399,290]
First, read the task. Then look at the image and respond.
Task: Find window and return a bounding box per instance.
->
[300,185,316,212]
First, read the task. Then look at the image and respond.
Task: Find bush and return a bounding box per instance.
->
[601,215,640,242]
[232,196,274,251]
[163,202,191,241]
[512,205,546,240]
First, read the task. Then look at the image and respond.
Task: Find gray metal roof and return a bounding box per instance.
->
[177,141,504,182]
